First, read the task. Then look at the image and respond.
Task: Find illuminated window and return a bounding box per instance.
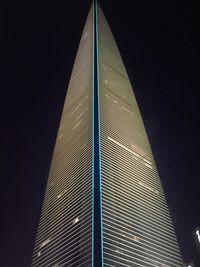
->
[108,137,143,161]
[76,112,84,120]
[40,238,51,249]
[139,181,159,195]
[115,249,122,254]
[71,103,81,116]
[143,158,152,165]
[58,134,63,139]
[121,106,135,116]
[124,233,140,242]
[144,162,153,169]
[105,79,109,85]
[72,120,82,130]
[133,235,140,242]
[130,143,150,162]
[38,251,41,257]
[108,137,154,172]
[73,217,80,224]
[83,32,88,40]
[57,189,67,199]
[76,107,88,120]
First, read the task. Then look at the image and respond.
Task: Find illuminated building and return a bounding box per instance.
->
[31,1,183,266]
[193,227,200,256]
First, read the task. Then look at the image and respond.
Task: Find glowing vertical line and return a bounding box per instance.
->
[95,2,103,266]
[93,0,103,266]
[92,1,95,267]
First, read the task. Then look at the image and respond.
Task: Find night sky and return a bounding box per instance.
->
[1,1,200,266]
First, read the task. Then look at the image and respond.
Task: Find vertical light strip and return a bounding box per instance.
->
[93,0,103,266]
[92,2,95,267]
[95,1,103,266]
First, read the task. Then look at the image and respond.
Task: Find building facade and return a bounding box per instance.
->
[193,227,200,257]
[31,1,183,266]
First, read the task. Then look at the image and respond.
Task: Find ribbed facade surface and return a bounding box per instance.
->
[31,5,93,267]
[97,5,183,267]
[31,1,183,267]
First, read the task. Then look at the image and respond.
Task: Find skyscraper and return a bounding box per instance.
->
[31,1,183,266]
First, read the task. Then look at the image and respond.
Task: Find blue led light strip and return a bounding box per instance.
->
[93,0,103,266]
[96,1,104,266]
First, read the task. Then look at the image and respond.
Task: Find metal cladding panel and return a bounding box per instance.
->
[31,5,93,267]
[97,4,183,267]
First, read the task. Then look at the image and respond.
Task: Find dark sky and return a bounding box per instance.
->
[1,1,200,266]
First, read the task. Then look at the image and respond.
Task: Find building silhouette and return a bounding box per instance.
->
[31,1,183,266]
